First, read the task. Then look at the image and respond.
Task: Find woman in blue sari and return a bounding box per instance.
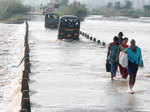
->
[126,39,143,93]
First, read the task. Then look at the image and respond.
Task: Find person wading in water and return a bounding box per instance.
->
[107,36,119,80]
[126,39,143,94]
[118,37,129,79]
[118,32,124,45]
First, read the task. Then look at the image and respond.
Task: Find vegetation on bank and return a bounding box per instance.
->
[43,0,88,20]
[90,1,150,18]
[58,1,88,19]
[43,0,150,19]
[0,0,29,21]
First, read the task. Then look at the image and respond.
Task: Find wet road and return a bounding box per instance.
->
[29,16,150,112]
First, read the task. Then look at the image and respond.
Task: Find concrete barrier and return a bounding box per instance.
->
[93,38,96,42]
[90,37,93,40]
[21,90,30,110]
[80,30,106,47]
[20,21,31,112]
[102,42,106,46]
[87,35,89,38]
[23,71,29,80]
[85,33,87,37]
[97,40,101,44]
[21,78,29,92]
[21,98,31,112]
[82,31,85,36]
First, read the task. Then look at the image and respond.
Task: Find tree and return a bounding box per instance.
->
[107,2,113,8]
[144,5,150,16]
[0,0,29,18]
[60,0,69,6]
[68,1,87,18]
[59,1,88,19]
[124,1,132,9]
[114,2,121,9]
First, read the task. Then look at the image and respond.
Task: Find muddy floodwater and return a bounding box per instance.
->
[0,15,150,112]
[29,16,150,112]
[0,23,25,112]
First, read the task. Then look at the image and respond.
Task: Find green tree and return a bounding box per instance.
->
[68,1,87,18]
[124,1,132,9]
[0,0,29,18]
[144,5,150,16]
[60,0,69,6]
[107,2,113,8]
[59,1,88,19]
[114,2,121,9]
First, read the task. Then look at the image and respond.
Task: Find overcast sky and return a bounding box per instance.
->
[24,0,150,9]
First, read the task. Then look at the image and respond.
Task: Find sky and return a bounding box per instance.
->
[23,0,150,9]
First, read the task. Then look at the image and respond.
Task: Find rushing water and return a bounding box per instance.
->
[0,15,150,112]
[29,16,150,112]
[0,23,25,112]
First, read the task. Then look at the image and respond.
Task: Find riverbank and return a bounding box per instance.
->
[0,14,30,24]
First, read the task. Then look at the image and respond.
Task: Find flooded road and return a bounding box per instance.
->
[29,16,150,112]
[1,15,150,112]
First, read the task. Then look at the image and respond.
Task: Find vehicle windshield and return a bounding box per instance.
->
[60,18,80,29]
[46,14,59,19]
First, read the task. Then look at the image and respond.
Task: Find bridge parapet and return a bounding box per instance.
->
[80,31,106,47]
[20,21,31,112]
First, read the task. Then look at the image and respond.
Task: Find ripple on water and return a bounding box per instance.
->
[28,17,150,112]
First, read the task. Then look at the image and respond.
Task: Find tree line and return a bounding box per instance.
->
[58,1,87,19]
[0,0,29,19]
[90,0,150,18]
[43,0,88,20]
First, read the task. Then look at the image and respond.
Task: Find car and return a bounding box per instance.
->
[45,13,59,29]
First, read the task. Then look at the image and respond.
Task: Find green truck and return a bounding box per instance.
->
[58,15,80,41]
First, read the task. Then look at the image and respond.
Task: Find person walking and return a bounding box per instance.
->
[107,36,119,80]
[118,37,129,79]
[126,39,143,93]
[118,32,124,45]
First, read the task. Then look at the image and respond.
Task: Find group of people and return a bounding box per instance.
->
[107,32,144,93]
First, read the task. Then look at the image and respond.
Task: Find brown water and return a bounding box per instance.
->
[0,23,25,112]
[29,16,150,112]
[0,15,150,112]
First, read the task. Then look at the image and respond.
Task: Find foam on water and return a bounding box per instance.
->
[0,23,25,112]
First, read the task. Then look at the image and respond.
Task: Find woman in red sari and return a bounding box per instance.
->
[118,37,129,79]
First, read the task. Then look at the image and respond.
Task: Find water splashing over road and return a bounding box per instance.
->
[29,16,150,112]
[0,15,150,112]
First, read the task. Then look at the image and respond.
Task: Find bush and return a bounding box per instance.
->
[58,1,88,19]
[0,0,29,18]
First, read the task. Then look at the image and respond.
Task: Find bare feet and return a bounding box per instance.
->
[127,90,135,94]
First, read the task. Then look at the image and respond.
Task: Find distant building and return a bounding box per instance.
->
[144,5,150,16]
[83,0,150,9]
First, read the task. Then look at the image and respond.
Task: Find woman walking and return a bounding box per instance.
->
[118,38,129,79]
[126,39,143,93]
[107,36,119,80]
